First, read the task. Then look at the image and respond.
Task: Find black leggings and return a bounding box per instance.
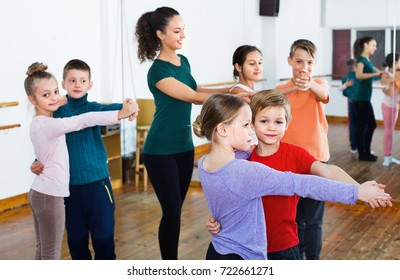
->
[143,150,194,260]
[353,100,377,155]
[206,242,243,260]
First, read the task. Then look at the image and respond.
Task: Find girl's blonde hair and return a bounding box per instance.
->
[24,62,56,97]
[250,89,292,124]
[193,94,247,141]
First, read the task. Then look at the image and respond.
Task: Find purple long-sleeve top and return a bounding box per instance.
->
[198,156,358,260]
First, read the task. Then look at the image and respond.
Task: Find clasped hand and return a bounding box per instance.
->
[295,69,311,91]
[121,98,140,121]
[359,181,392,208]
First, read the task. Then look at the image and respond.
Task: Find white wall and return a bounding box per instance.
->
[324,0,400,28]
[0,0,103,200]
[0,0,397,200]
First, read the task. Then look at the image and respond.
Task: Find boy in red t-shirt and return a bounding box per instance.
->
[207,89,390,259]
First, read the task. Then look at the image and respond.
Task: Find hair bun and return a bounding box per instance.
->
[192,115,205,138]
[26,62,48,76]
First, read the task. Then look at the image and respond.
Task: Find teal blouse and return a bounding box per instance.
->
[144,54,197,155]
[353,56,375,102]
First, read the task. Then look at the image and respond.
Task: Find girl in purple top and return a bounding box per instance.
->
[24,62,138,259]
[192,94,391,260]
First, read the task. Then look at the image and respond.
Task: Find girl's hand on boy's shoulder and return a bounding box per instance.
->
[59,95,67,106]
[231,91,255,103]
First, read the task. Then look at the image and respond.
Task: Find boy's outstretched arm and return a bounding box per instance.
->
[307,77,330,102]
[310,162,357,184]
[277,84,298,95]
[310,162,392,208]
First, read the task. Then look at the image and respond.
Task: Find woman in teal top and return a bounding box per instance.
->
[352,36,382,162]
[145,54,196,155]
[135,7,252,260]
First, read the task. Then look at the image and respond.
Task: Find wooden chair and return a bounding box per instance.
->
[135,99,155,190]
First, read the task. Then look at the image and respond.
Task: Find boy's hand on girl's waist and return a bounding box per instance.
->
[31,161,44,175]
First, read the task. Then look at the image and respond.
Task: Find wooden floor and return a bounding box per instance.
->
[0,123,399,260]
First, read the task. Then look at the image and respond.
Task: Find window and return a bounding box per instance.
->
[332,30,351,78]
[390,29,400,53]
[332,29,393,79]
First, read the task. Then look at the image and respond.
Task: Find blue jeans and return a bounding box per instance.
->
[296,197,325,260]
[267,245,300,260]
[348,100,357,150]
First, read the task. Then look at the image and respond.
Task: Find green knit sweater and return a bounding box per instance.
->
[54,94,122,185]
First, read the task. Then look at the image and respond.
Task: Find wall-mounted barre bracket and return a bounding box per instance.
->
[0,101,19,108]
[0,124,21,131]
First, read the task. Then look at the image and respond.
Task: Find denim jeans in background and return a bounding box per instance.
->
[267,245,300,260]
[296,197,325,260]
[348,100,358,150]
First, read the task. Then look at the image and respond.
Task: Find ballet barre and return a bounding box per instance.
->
[0,124,21,131]
[0,101,19,108]
[199,78,267,87]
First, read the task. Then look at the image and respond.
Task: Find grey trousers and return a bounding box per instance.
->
[28,189,65,260]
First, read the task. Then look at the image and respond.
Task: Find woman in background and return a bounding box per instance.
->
[352,36,382,162]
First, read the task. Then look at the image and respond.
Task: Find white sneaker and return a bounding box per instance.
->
[382,156,391,167]
[350,148,358,154]
[391,157,400,165]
